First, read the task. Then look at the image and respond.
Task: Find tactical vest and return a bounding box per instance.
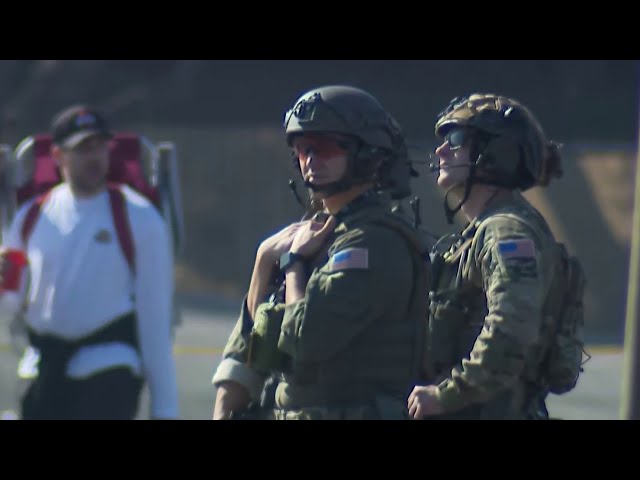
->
[246,198,430,419]
[425,200,585,419]
[426,225,485,383]
[426,221,540,419]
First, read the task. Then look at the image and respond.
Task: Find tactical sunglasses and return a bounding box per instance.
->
[443,128,472,151]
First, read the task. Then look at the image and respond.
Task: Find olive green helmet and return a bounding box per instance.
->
[284,85,402,149]
[435,93,547,190]
[284,85,414,199]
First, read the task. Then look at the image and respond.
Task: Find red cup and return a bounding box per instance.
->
[1,249,28,292]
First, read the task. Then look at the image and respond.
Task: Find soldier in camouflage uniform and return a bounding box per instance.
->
[212,85,430,420]
[408,93,567,420]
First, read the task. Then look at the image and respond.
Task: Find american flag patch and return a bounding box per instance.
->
[497,239,536,259]
[329,248,369,271]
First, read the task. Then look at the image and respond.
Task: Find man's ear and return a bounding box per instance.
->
[51,144,63,168]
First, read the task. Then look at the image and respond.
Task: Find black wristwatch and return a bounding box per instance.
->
[279,251,306,273]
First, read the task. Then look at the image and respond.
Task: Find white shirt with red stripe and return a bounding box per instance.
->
[0,183,179,419]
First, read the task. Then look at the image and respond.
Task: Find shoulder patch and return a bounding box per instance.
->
[328,247,369,272]
[496,239,538,280]
[497,239,536,259]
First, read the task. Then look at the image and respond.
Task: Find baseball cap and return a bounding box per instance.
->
[51,105,113,149]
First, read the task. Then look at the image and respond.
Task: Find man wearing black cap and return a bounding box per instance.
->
[51,105,114,196]
[0,105,179,420]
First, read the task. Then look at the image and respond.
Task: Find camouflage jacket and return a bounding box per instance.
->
[427,192,558,418]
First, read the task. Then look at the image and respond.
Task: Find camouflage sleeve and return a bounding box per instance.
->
[277,224,413,364]
[435,217,546,412]
[211,296,267,401]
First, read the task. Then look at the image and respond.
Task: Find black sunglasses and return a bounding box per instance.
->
[443,128,471,151]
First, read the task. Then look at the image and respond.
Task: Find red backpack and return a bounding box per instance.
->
[20,183,136,273]
[12,133,173,275]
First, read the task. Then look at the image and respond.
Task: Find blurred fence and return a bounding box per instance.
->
[2,123,637,341]
[152,125,636,342]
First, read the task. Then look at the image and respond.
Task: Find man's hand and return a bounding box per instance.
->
[246,222,307,318]
[407,385,445,419]
[290,216,337,258]
[257,222,305,266]
[213,381,251,420]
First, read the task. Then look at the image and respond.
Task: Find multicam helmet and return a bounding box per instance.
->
[435,93,547,190]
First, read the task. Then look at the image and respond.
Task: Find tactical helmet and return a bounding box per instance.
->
[284,85,414,199]
[435,93,547,190]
